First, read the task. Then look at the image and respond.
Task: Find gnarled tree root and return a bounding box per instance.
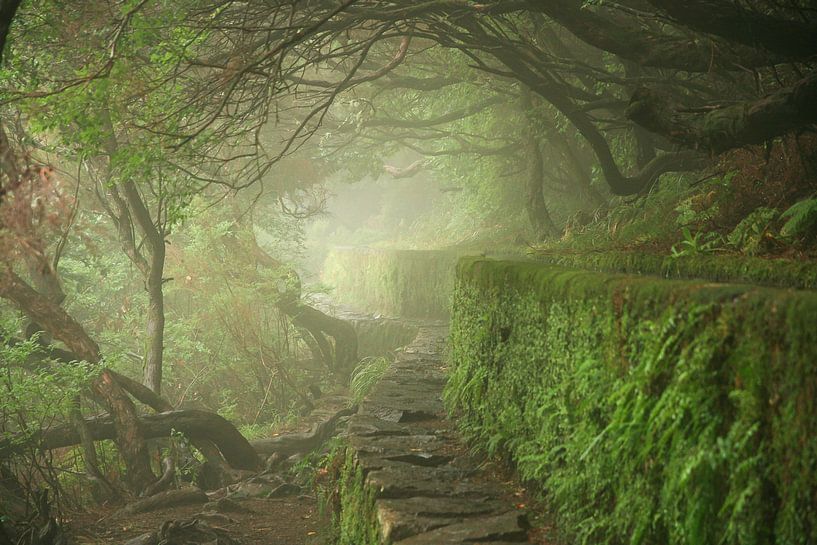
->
[119,488,209,516]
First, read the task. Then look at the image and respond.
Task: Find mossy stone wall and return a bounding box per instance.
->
[354,319,419,359]
[321,247,461,318]
[447,257,817,545]
[330,449,380,545]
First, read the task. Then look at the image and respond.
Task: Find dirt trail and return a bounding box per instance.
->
[65,394,352,544]
[70,496,320,545]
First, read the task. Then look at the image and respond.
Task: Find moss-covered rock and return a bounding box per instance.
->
[333,449,381,545]
[447,257,817,545]
[321,248,462,318]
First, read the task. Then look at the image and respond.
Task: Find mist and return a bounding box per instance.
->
[2,2,816,544]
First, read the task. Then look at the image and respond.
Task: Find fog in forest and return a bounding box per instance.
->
[1,2,816,544]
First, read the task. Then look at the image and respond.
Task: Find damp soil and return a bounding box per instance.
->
[67,495,323,545]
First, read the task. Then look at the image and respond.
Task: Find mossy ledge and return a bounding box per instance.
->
[321,247,462,318]
[447,256,817,545]
[535,250,817,290]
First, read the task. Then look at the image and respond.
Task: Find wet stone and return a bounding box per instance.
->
[348,433,446,456]
[345,415,414,437]
[394,512,528,545]
[377,497,510,542]
[384,452,452,467]
[343,325,530,544]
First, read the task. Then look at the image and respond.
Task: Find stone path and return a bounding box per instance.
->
[344,325,532,544]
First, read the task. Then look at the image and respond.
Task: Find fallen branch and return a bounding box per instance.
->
[0,410,262,471]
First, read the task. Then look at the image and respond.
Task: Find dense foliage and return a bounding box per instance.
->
[0,0,815,541]
[447,258,817,545]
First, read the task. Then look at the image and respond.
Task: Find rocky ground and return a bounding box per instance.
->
[344,325,550,544]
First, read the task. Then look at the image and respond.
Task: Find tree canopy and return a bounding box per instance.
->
[0,0,815,535]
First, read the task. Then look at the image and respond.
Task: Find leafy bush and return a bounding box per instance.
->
[0,320,102,507]
[0,323,97,444]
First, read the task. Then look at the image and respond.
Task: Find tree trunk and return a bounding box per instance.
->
[284,303,358,377]
[626,70,817,155]
[226,224,359,376]
[108,370,234,476]
[525,0,780,71]
[551,132,606,209]
[99,112,169,396]
[69,401,118,501]
[144,246,166,394]
[622,61,657,171]
[90,370,156,492]
[462,24,707,196]
[524,134,559,240]
[0,270,102,362]
[0,0,21,65]
[646,0,817,60]
[521,88,559,240]
[0,269,156,493]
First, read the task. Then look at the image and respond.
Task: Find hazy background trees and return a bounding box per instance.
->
[1,0,815,522]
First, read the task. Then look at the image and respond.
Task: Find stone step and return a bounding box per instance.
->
[341,325,531,544]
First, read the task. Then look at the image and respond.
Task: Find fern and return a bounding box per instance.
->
[726,207,778,255]
[670,227,723,258]
[447,262,817,545]
[780,197,817,239]
[350,356,390,403]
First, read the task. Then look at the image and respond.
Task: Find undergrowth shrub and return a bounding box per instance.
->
[541,134,817,259]
[0,321,106,509]
[716,135,817,230]
[446,258,817,545]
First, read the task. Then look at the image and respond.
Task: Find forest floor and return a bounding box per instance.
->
[56,315,554,545]
[68,495,323,545]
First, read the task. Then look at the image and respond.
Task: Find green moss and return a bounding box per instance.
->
[322,248,463,318]
[447,257,817,545]
[533,250,817,290]
[326,448,381,545]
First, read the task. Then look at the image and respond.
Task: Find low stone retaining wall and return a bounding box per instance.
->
[447,257,817,545]
[321,248,461,318]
